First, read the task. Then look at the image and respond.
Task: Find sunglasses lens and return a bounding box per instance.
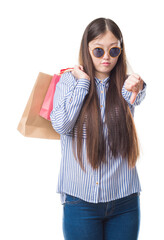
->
[109,47,121,57]
[93,48,104,58]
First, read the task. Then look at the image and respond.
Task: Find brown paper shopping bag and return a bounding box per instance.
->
[17,72,60,139]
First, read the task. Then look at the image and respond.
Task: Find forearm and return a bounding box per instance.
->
[50,72,90,134]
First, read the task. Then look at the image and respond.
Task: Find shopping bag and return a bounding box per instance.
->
[39,74,61,120]
[17,72,60,139]
[39,68,73,121]
[17,68,73,139]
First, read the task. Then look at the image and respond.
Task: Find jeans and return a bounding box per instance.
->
[62,192,140,240]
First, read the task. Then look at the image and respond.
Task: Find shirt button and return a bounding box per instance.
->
[100,105,103,108]
[100,81,103,84]
[96,182,99,185]
[101,90,103,93]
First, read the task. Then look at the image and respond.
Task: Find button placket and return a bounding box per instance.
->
[93,166,100,201]
[100,80,108,118]
[100,83,104,110]
[99,83,106,122]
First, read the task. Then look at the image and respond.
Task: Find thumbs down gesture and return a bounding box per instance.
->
[124,73,144,105]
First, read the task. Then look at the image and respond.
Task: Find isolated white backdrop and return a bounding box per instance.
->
[0,0,164,239]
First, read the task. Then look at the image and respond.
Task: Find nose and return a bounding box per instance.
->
[103,50,110,59]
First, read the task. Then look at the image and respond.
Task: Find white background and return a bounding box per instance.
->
[0,0,164,239]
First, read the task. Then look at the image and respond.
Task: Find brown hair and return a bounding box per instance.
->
[72,18,139,171]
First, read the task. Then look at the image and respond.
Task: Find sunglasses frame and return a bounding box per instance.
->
[91,46,122,58]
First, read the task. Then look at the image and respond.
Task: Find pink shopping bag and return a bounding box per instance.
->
[39,68,73,120]
[39,74,60,120]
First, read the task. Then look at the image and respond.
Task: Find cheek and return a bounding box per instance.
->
[92,58,100,68]
[110,58,119,68]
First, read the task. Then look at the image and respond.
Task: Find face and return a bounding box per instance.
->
[88,30,121,80]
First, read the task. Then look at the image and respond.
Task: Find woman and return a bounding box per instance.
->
[50,18,146,240]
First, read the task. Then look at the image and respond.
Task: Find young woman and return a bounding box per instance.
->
[50,18,146,240]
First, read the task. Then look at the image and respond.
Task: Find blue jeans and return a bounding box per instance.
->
[62,192,140,240]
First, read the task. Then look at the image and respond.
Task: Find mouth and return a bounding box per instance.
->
[102,62,111,66]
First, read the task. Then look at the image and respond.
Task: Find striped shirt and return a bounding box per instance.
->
[50,71,147,204]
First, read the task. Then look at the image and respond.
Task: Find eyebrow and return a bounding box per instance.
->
[93,42,118,46]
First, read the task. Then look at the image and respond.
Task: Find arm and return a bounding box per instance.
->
[50,71,90,135]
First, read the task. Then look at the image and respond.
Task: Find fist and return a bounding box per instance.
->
[71,65,90,81]
[124,73,144,104]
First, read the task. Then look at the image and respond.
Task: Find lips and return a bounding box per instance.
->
[102,62,111,65]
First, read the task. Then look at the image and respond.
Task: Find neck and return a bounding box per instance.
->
[95,71,110,80]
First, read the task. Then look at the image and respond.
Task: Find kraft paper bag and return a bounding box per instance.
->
[17,72,60,139]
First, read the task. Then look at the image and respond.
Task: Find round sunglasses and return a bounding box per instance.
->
[91,46,122,58]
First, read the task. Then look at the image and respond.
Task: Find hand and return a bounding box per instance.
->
[71,65,90,81]
[124,73,144,104]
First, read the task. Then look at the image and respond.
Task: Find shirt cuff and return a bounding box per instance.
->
[142,81,147,91]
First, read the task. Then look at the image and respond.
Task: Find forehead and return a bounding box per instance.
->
[89,31,120,47]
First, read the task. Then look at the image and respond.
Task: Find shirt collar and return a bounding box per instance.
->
[94,76,110,87]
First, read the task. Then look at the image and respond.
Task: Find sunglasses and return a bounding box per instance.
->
[91,46,122,58]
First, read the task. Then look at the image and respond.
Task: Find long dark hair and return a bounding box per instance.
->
[72,18,139,171]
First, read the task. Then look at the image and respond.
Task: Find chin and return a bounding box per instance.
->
[98,68,111,75]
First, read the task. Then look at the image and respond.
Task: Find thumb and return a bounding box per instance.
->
[130,92,138,104]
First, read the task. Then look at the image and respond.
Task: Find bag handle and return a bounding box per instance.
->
[59,67,74,75]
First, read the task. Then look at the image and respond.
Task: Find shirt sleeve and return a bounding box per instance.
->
[121,81,147,106]
[50,71,90,135]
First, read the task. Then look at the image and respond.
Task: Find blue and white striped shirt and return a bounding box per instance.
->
[50,71,146,204]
